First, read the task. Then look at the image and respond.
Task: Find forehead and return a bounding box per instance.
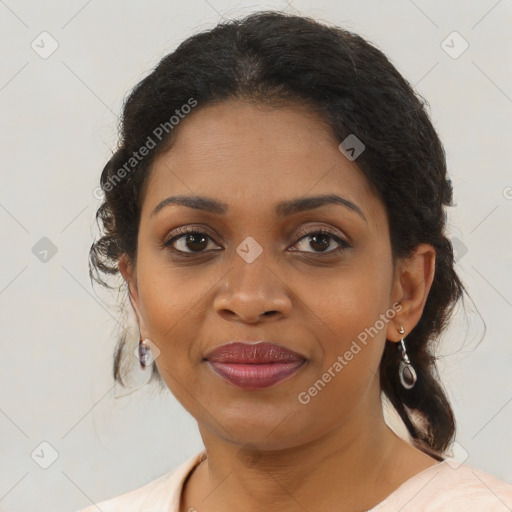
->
[141,100,384,227]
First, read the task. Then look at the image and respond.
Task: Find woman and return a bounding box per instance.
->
[82,11,512,512]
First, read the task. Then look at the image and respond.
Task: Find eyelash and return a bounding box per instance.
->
[162,226,351,256]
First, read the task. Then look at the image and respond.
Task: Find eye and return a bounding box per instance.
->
[163,227,221,254]
[291,228,351,254]
[162,226,351,255]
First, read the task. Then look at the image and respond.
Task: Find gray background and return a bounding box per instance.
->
[0,1,511,511]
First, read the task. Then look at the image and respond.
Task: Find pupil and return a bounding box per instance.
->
[186,233,208,251]
[311,233,329,251]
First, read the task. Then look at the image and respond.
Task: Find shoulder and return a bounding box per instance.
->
[429,461,512,510]
[371,459,512,511]
[75,451,206,512]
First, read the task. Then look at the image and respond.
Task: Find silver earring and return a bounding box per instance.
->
[138,337,153,369]
[397,325,417,389]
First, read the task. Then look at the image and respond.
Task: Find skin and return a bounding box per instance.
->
[119,99,438,512]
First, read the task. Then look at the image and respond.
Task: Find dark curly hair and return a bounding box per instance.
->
[89,11,468,460]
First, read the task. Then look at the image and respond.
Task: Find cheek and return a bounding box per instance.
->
[298,247,393,372]
[135,259,204,376]
[301,249,392,329]
[137,251,207,331]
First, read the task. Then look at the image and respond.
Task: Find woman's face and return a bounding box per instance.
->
[121,99,406,450]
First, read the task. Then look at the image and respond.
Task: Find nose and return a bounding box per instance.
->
[213,252,292,324]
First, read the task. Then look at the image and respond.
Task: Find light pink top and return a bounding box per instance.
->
[77,450,512,511]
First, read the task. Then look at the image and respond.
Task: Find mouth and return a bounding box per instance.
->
[203,341,307,390]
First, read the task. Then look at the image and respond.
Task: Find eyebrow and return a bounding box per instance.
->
[150,193,367,223]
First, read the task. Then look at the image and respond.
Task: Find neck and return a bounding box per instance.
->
[185,392,415,512]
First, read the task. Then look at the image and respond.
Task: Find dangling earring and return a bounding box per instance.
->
[397,324,417,389]
[138,337,153,369]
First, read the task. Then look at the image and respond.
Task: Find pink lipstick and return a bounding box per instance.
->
[204,341,306,389]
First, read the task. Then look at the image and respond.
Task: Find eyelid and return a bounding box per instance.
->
[294,224,337,238]
[162,225,220,246]
[292,225,350,247]
[288,232,350,256]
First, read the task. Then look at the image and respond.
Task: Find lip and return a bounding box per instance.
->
[204,341,307,389]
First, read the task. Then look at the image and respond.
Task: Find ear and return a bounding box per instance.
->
[118,254,150,340]
[386,243,436,343]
